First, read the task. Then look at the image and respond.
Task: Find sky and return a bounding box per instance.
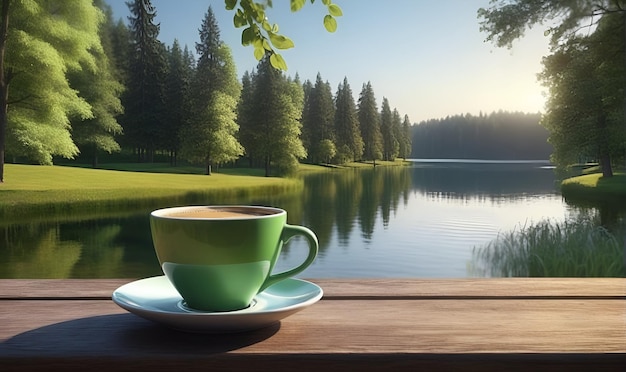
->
[106,0,553,124]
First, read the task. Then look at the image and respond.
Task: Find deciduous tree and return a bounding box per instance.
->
[0,0,103,182]
[539,12,625,176]
[69,0,124,168]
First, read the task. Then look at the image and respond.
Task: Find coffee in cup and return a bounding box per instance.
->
[150,205,318,312]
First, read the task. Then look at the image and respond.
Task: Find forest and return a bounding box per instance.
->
[0,0,414,180]
[411,112,552,160]
[4,1,623,183]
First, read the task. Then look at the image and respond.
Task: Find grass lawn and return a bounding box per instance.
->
[560,172,626,203]
[0,159,411,218]
[0,164,301,217]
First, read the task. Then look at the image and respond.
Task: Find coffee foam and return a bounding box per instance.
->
[164,207,275,219]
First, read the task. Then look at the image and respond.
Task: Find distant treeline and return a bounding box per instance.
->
[411,111,552,160]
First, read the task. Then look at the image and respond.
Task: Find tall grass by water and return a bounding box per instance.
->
[471,217,625,277]
[0,164,302,220]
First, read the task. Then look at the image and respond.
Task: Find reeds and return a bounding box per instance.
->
[471,217,625,277]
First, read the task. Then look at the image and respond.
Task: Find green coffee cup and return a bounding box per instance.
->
[150,205,318,312]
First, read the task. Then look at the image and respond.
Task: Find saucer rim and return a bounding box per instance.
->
[111,275,323,317]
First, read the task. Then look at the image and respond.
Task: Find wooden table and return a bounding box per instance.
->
[1,278,625,371]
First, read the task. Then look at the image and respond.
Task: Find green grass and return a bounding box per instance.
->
[0,159,410,221]
[0,164,301,219]
[471,218,625,277]
[560,172,626,203]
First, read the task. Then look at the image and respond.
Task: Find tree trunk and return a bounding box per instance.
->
[206,163,211,175]
[92,147,98,168]
[265,156,270,177]
[623,12,626,169]
[598,113,613,178]
[0,0,10,183]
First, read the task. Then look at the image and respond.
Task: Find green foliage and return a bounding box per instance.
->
[478,0,626,175]
[69,0,125,167]
[380,97,398,161]
[163,40,193,161]
[181,8,243,173]
[357,82,383,162]
[538,12,625,174]
[239,55,306,176]
[122,0,168,161]
[478,0,607,49]
[2,1,105,168]
[180,90,244,169]
[334,77,364,162]
[225,0,342,70]
[398,114,412,160]
[318,138,336,164]
[301,73,335,163]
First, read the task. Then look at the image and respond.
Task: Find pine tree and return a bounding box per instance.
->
[163,40,193,165]
[357,82,382,165]
[180,6,243,174]
[380,97,395,161]
[237,70,257,167]
[250,55,306,176]
[334,77,363,163]
[301,73,335,163]
[399,114,413,160]
[122,0,168,162]
[390,108,402,160]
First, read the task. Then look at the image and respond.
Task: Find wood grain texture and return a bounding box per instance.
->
[2,278,625,298]
[1,279,625,371]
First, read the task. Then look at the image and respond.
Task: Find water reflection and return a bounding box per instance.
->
[2,162,621,279]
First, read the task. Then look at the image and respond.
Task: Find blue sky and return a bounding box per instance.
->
[106,0,552,123]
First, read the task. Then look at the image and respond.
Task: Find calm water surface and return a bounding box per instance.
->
[0,160,620,279]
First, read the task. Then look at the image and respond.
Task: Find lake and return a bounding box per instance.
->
[1,160,623,279]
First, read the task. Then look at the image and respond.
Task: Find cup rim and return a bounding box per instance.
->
[150,205,286,220]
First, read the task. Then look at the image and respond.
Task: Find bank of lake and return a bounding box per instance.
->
[0,160,410,219]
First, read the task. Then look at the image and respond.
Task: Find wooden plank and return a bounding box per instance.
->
[2,278,625,299]
[1,278,626,371]
[1,299,624,354]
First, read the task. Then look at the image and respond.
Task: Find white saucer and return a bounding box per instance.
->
[111,276,323,333]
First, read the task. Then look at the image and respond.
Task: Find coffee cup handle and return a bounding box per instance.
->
[259,224,319,292]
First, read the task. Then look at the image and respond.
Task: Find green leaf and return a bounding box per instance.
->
[323,15,337,32]
[241,27,256,46]
[268,32,295,49]
[254,46,265,60]
[270,52,288,70]
[328,4,342,16]
[291,0,306,12]
[233,10,247,28]
[262,20,272,32]
[272,23,279,33]
[321,0,330,5]
[225,0,238,10]
[262,38,272,51]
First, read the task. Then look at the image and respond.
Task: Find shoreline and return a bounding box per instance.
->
[0,160,411,220]
[560,172,626,205]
